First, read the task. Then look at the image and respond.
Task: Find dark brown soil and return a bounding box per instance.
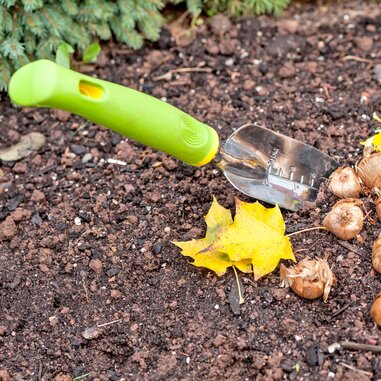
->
[2,1,381,380]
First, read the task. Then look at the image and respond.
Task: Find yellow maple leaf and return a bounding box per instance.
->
[173,197,295,280]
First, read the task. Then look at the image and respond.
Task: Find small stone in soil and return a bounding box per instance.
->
[82,153,93,163]
[53,109,71,122]
[0,325,7,335]
[30,189,45,202]
[107,267,120,277]
[354,36,373,51]
[209,13,232,36]
[305,343,324,366]
[111,132,122,145]
[89,258,103,273]
[0,370,11,381]
[70,144,86,155]
[213,334,227,347]
[8,195,22,211]
[0,217,17,240]
[82,326,99,340]
[374,64,381,84]
[12,207,31,222]
[31,213,43,225]
[152,243,162,255]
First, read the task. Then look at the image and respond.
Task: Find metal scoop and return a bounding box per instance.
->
[8,60,339,211]
[218,124,338,210]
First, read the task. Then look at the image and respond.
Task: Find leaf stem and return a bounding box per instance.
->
[287,226,327,237]
[232,266,244,304]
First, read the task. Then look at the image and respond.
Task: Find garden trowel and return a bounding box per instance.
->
[8,60,338,211]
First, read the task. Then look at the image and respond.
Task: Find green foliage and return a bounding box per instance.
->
[0,0,291,91]
[55,41,101,68]
[56,42,74,68]
[82,42,101,63]
[204,0,291,16]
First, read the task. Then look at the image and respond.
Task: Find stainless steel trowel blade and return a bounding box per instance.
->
[217,124,339,211]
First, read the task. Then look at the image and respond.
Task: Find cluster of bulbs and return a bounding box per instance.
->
[280,139,381,322]
[325,143,381,325]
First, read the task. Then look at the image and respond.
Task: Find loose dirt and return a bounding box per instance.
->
[1,1,381,380]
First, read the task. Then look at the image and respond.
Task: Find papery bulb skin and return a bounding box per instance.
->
[371,293,381,326]
[280,258,336,302]
[328,167,361,199]
[356,152,381,190]
[372,234,381,273]
[323,199,363,240]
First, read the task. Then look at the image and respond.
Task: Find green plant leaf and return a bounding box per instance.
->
[82,42,101,63]
[55,42,74,68]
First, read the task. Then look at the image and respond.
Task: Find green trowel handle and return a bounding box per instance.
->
[8,59,219,166]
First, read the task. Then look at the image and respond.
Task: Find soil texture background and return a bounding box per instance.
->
[2,1,381,380]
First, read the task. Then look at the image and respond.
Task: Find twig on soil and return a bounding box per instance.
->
[339,362,373,377]
[330,303,352,319]
[341,341,381,353]
[342,55,373,64]
[322,83,335,100]
[97,319,121,328]
[153,67,212,81]
[294,249,309,253]
[82,278,90,303]
[336,240,364,256]
[73,372,92,381]
[287,226,327,237]
[38,362,42,381]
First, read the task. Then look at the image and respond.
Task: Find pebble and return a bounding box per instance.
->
[106,267,120,277]
[70,144,86,155]
[374,64,381,84]
[89,258,103,273]
[205,41,219,55]
[82,153,93,163]
[39,264,49,273]
[213,334,227,347]
[279,62,296,78]
[127,215,138,225]
[164,227,171,234]
[0,216,17,240]
[40,236,59,248]
[11,207,31,222]
[8,195,22,211]
[110,289,122,298]
[53,109,71,122]
[60,307,70,314]
[152,243,162,255]
[243,79,255,91]
[12,162,27,173]
[277,19,299,35]
[0,370,11,381]
[30,189,45,202]
[209,13,232,36]
[31,213,43,225]
[354,36,373,51]
[111,132,122,145]
[82,326,99,340]
[271,287,288,301]
[0,325,7,335]
[149,192,161,203]
[219,39,238,56]
[306,344,323,366]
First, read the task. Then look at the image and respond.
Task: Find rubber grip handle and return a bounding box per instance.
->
[8,60,219,166]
